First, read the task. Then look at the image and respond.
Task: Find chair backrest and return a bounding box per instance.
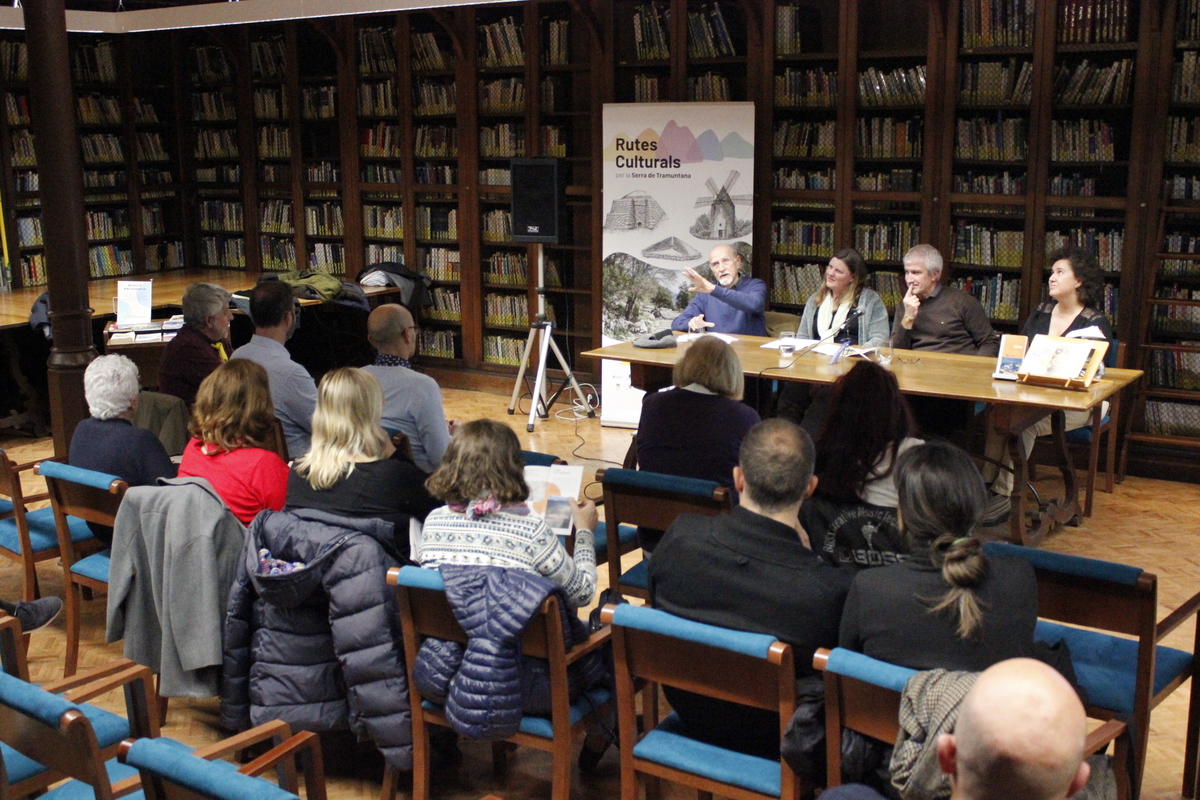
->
[35,462,129,529]
[0,449,24,510]
[267,417,290,462]
[0,613,29,681]
[813,647,914,748]
[520,450,566,467]
[766,311,802,338]
[596,468,731,532]
[119,738,300,800]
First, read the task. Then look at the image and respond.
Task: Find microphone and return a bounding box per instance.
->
[785,306,865,363]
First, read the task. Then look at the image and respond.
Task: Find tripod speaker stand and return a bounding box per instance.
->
[506,313,595,432]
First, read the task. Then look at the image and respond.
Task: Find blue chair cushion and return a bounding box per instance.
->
[36,462,121,491]
[0,497,12,516]
[46,739,214,800]
[420,688,613,740]
[602,468,721,498]
[520,450,561,467]
[1065,417,1110,445]
[618,559,649,591]
[611,604,778,659]
[70,550,111,584]
[556,522,636,561]
[1035,620,1194,714]
[397,565,444,591]
[824,648,917,693]
[124,737,293,800]
[0,508,93,556]
[984,541,1143,587]
[634,712,782,797]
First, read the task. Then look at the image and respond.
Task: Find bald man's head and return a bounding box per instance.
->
[368,303,417,359]
[938,659,1090,800]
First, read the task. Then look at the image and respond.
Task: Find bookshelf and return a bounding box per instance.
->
[249,27,296,274]
[0,34,36,287]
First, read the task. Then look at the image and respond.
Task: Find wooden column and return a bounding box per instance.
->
[25,0,96,457]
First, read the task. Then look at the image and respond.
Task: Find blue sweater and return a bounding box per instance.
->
[672,277,768,336]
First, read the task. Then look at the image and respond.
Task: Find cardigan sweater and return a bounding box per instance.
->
[890,284,1000,357]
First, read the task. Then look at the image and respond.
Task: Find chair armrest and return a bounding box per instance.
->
[109,774,146,798]
[18,491,49,504]
[59,663,159,738]
[564,626,612,665]
[1084,719,1127,755]
[12,458,48,473]
[1157,589,1200,641]
[191,719,294,762]
[238,731,327,800]
[44,658,139,694]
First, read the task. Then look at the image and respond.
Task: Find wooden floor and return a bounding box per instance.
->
[1,386,1197,800]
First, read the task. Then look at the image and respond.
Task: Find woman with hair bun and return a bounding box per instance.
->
[837,441,1040,671]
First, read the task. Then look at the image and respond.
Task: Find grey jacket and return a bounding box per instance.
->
[800,287,891,347]
[107,477,246,697]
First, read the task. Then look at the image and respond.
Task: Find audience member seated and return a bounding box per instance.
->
[823,658,1092,800]
[801,361,921,568]
[648,418,853,759]
[363,303,452,474]
[230,280,317,458]
[838,442,1042,672]
[159,282,234,408]
[285,367,438,559]
[417,418,598,609]
[69,354,176,544]
[980,246,1117,524]
[177,359,288,524]
[0,595,62,632]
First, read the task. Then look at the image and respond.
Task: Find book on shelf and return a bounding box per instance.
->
[357,27,398,75]
[250,37,287,80]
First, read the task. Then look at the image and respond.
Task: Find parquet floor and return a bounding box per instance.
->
[1,386,1197,800]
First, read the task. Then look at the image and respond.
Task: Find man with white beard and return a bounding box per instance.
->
[672,244,767,336]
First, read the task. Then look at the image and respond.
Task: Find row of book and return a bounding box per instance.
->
[88,244,134,277]
[146,240,185,272]
[258,126,291,159]
[199,201,244,233]
[261,236,297,271]
[544,19,571,67]
[478,16,525,69]
[685,3,736,59]
[19,253,45,286]
[81,133,125,165]
[16,215,42,247]
[858,65,926,107]
[1164,231,1200,255]
[956,116,1028,161]
[309,242,345,273]
[484,335,526,366]
[950,274,1021,321]
[632,3,671,61]
[427,287,462,320]
[960,0,1035,49]
[480,124,525,158]
[11,130,34,167]
[133,99,159,124]
[199,236,246,268]
[771,218,835,257]
[1168,117,1200,163]
[774,4,820,56]
[190,46,233,84]
[77,93,121,126]
[358,79,398,117]
[774,167,835,190]
[1045,225,1123,272]
[769,261,823,306]
[855,170,919,192]
[1056,0,1132,45]
[485,251,528,284]
[541,126,568,157]
[365,244,402,264]
[1053,58,1133,106]
[480,77,525,113]
[412,32,450,71]
[1159,257,1200,278]
[260,200,294,235]
[415,79,455,115]
[301,86,337,120]
[541,75,572,113]
[1049,172,1097,196]
[141,168,173,185]
[853,220,922,262]
[195,129,239,160]
[136,132,169,162]
[306,203,345,237]
[5,93,28,125]
[544,258,565,288]
[85,209,132,241]
[953,222,1024,267]
[775,66,837,108]
[13,170,37,191]
[484,293,529,327]
[364,164,403,183]
[415,125,457,157]
[958,60,1033,106]
[254,87,287,120]
[73,42,117,85]
[1050,118,1115,162]
[1148,348,1200,390]
[687,73,730,103]
[197,165,240,183]
[422,246,461,280]
[481,209,513,242]
[418,329,458,360]
[364,204,404,239]
[251,37,287,81]
[479,167,509,186]
[1153,288,1200,335]
[773,120,836,158]
[142,203,167,236]
[1144,401,1200,437]
[416,206,458,240]
[632,74,662,103]
[192,90,236,122]
[361,123,402,158]
[869,270,905,310]
[0,41,27,83]
[358,27,398,76]
[855,117,923,159]
[307,162,341,182]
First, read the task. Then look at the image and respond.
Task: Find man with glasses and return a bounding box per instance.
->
[364,303,452,474]
[672,244,767,336]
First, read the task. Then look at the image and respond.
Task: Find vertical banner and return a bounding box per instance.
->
[600,102,755,426]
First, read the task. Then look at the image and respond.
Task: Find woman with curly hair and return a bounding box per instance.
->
[178,358,288,524]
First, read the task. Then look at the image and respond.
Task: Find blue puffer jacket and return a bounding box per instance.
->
[412,565,608,740]
[221,508,412,769]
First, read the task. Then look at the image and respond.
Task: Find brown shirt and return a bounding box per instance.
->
[890,284,1000,357]
[158,324,230,407]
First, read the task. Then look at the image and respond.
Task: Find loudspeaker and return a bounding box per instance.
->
[510,158,560,243]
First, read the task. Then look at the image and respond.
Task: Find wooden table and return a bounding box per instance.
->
[583,336,1143,547]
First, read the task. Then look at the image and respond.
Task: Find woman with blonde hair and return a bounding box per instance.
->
[286,367,437,557]
[178,358,288,524]
[418,418,598,609]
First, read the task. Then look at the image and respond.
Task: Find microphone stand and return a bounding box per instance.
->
[775,308,865,370]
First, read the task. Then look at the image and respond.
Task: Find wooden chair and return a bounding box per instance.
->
[118,730,327,800]
[266,417,290,462]
[520,449,566,467]
[383,565,612,800]
[984,541,1200,798]
[601,602,803,800]
[814,647,1131,799]
[34,461,128,677]
[596,468,731,601]
[0,450,96,602]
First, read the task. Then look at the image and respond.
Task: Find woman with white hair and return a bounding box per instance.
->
[68,354,176,543]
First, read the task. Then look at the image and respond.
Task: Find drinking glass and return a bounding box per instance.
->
[877,342,894,365]
[779,331,796,357]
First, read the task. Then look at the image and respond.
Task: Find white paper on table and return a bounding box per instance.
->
[1065,326,1108,341]
[676,332,738,344]
[524,464,585,537]
[134,332,162,343]
[760,337,819,349]
[811,342,876,358]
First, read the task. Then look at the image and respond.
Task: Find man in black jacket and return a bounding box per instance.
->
[648,418,853,759]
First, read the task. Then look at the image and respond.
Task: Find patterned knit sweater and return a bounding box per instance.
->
[416,507,597,608]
